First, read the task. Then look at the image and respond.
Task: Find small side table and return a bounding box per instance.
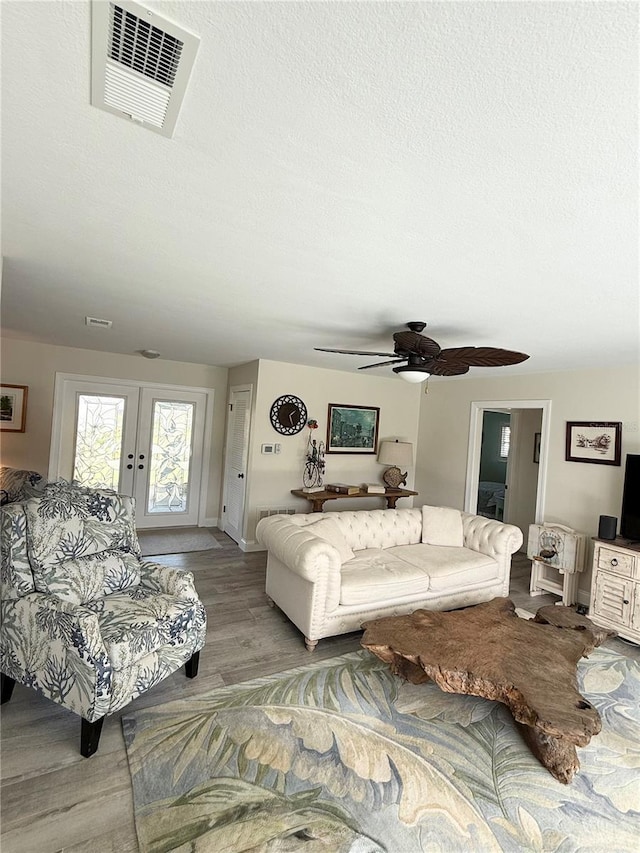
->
[527,523,586,606]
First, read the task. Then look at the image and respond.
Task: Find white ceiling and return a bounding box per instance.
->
[2,1,638,379]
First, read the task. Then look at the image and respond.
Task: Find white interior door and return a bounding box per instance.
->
[221,387,251,544]
[50,375,209,529]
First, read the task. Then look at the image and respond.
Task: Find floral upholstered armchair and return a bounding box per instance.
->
[0,482,206,756]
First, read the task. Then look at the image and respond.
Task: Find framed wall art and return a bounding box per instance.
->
[326,404,379,454]
[0,384,28,432]
[565,421,622,466]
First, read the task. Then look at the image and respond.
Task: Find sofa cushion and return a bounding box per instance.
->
[31,550,141,604]
[85,586,201,670]
[421,505,464,547]
[24,485,142,602]
[307,516,355,563]
[340,548,431,606]
[388,544,498,591]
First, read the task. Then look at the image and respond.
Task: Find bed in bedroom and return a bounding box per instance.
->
[478,480,505,519]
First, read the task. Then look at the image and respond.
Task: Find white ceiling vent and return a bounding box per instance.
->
[91,1,200,138]
[86,316,113,328]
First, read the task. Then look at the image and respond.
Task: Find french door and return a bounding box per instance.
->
[50,376,210,529]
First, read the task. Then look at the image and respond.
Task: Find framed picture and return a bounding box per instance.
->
[0,384,28,432]
[533,432,541,463]
[326,404,379,454]
[565,421,622,466]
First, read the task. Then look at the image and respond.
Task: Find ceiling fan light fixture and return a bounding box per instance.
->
[393,366,430,383]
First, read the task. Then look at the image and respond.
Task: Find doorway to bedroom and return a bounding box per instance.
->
[465,399,551,547]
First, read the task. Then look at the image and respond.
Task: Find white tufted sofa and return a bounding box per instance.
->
[256,507,523,650]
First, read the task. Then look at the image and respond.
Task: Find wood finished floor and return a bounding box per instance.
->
[1,538,637,853]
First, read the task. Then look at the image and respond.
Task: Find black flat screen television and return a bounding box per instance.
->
[620,453,640,541]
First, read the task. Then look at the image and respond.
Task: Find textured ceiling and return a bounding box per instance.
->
[1,1,638,378]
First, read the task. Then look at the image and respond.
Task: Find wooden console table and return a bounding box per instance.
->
[291,487,418,513]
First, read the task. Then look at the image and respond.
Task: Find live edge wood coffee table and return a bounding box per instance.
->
[361,597,614,783]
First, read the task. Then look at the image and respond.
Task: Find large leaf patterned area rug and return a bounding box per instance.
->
[122,647,639,852]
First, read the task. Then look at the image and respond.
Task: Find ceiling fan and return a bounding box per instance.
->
[315,321,529,383]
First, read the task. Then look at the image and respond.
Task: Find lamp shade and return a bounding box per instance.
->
[377,440,413,468]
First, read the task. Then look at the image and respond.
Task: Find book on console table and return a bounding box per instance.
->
[325,483,360,495]
[363,483,386,494]
[301,486,325,493]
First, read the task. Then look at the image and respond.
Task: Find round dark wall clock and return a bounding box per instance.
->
[270,395,307,435]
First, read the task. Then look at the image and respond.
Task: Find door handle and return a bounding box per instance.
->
[238,473,244,479]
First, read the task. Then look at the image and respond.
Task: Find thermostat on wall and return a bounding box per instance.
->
[262,443,281,454]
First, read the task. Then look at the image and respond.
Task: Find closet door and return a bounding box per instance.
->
[221,387,251,545]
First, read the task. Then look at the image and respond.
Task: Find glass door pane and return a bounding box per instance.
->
[73,394,127,490]
[147,399,195,515]
[135,386,206,527]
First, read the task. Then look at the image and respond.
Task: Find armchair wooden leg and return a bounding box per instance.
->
[185,651,200,679]
[304,637,318,652]
[1,674,16,704]
[81,716,105,758]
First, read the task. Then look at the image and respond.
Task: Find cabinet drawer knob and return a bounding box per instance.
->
[610,558,618,566]
[623,599,630,605]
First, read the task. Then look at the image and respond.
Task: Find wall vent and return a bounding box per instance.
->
[85,316,113,328]
[257,508,297,522]
[91,0,200,138]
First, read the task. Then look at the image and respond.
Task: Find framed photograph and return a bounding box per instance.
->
[326,404,379,454]
[533,432,541,463]
[0,385,28,432]
[565,421,622,466]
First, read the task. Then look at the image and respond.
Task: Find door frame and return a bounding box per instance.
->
[464,399,551,523]
[49,373,215,527]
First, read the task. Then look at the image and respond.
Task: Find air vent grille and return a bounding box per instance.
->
[85,316,113,328]
[91,0,200,138]
[257,508,297,522]
[109,4,183,88]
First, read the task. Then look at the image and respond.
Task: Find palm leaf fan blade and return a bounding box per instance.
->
[314,348,398,357]
[358,359,408,370]
[428,362,470,376]
[438,347,529,367]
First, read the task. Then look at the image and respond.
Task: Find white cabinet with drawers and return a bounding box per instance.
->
[589,538,640,644]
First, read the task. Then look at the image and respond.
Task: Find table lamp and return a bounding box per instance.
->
[377,440,413,488]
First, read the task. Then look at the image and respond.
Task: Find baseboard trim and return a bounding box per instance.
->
[200,517,218,528]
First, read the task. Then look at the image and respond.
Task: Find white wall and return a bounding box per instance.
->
[242,359,422,545]
[0,338,229,522]
[415,364,640,594]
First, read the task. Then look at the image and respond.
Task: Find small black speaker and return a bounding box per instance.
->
[598,515,617,540]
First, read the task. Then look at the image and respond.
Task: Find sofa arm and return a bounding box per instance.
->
[256,516,343,582]
[0,593,112,720]
[138,561,200,600]
[462,513,523,559]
